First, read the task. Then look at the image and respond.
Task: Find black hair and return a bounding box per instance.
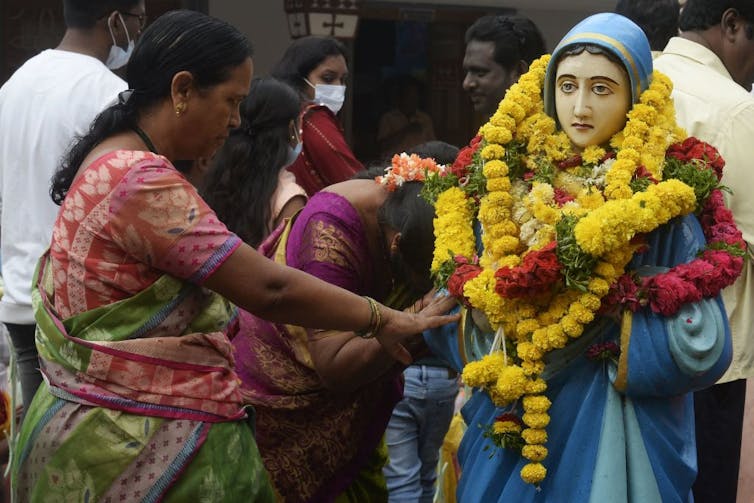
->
[615,0,679,51]
[378,181,435,293]
[557,44,628,76]
[465,15,547,69]
[63,0,140,29]
[271,36,347,96]
[202,77,301,248]
[679,0,754,31]
[51,10,253,205]
[406,141,459,166]
[171,160,194,173]
[357,139,460,175]
[361,141,460,292]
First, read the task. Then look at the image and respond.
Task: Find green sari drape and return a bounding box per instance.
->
[12,254,275,502]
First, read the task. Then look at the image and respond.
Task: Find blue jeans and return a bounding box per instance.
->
[384,365,459,502]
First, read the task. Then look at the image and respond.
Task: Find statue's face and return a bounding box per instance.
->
[554,51,631,152]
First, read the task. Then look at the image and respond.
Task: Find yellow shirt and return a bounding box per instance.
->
[655,37,754,383]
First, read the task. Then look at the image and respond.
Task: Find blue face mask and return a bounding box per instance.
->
[286,142,303,167]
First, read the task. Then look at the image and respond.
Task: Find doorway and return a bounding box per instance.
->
[351,2,515,164]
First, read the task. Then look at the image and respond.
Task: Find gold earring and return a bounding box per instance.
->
[175,102,187,117]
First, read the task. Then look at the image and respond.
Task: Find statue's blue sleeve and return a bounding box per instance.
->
[423,215,732,398]
[615,214,732,397]
[423,305,465,373]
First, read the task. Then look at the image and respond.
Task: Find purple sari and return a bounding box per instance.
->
[232,192,403,502]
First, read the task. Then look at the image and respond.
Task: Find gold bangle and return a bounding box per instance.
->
[357,296,380,339]
[373,299,383,335]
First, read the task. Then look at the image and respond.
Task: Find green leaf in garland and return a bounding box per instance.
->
[532,156,555,185]
[555,214,598,292]
[420,172,460,205]
[629,175,652,193]
[460,142,489,200]
[433,250,459,289]
[663,157,721,213]
[504,140,529,180]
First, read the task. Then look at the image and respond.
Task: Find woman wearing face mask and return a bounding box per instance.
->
[203,77,307,248]
[271,36,363,196]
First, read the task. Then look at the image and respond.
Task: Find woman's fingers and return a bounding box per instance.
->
[376,304,459,363]
[419,294,457,317]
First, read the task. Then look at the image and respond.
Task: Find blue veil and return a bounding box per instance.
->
[543,13,653,119]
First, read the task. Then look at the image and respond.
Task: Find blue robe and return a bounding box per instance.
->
[425,214,732,503]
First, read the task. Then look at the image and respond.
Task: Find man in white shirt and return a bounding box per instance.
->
[654,2,754,501]
[614,0,680,54]
[0,0,144,414]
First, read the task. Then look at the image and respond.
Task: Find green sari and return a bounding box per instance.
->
[12,254,275,502]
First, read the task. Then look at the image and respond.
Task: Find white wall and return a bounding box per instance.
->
[209,0,293,78]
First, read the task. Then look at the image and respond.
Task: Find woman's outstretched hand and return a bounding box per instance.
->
[376,290,459,365]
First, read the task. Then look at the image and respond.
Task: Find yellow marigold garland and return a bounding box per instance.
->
[431,187,476,272]
[432,54,698,486]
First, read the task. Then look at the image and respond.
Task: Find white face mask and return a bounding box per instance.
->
[305,78,345,115]
[105,12,134,70]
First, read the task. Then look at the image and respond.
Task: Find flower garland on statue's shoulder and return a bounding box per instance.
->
[419,54,747,486]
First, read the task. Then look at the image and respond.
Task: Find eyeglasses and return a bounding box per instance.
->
[121,12,148,29]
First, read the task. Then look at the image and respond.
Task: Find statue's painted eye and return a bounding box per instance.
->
[592,84,612,95]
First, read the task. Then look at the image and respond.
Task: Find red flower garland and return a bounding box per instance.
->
[585,341,621,362]
[637,188,744,315]
[667,137,725,180]
[447,255,482,307]
[634,165,658,184]
[446,136,744,321]
[557,154,583,170]
[603,140,745,316]
[553,187,575,206]
[495,242,562,298]
[451,135,482,178]
[496,412,524,426]
[556,150,616,171]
